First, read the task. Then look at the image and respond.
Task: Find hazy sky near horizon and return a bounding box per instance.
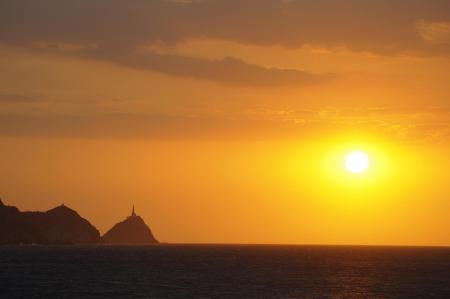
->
[1,0,450,245]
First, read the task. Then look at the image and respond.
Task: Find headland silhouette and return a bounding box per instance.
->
[0,199,158,245]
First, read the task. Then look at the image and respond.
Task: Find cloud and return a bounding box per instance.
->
[0,113,309,139]
[0,0,450,87]
[83,48,331,87]
[0,92,44,103]
[1,0,450,55]
[417,20,450,44]
[1,106,449,143]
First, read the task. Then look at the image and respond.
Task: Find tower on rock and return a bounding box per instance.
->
[103,204,158,244]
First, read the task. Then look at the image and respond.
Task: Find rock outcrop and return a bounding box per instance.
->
[103,206,158,244]
[0,200,102,245]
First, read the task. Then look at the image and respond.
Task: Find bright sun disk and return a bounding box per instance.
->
[345,151,370,174]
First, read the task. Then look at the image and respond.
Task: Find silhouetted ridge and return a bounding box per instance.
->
[103,207,158,244]
[46,204,79,217]
[0,201,102,245]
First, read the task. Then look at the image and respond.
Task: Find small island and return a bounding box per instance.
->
[0,199,158,245]
[103,205,159,244]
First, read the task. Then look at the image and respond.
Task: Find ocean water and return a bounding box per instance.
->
[1,245,449,298]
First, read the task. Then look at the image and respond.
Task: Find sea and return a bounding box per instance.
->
[1,245,449,298]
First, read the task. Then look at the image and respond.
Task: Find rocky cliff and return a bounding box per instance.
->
[0,200,102,245]
[103,214,158,244]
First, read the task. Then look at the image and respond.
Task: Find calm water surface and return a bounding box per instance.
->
[1,245,449,298]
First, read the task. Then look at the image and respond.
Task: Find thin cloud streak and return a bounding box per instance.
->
[1,106,449,143]
[0,92,44,103]
[82,48,332,87]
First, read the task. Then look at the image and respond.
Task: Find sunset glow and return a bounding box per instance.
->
[0,0,449,247]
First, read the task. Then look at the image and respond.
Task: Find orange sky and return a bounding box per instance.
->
[0,0,449,245]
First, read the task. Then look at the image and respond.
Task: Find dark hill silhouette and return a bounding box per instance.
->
[103,206,158,244]
[0,200,102,245]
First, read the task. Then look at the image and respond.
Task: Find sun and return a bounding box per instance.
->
[345,151,370,174]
